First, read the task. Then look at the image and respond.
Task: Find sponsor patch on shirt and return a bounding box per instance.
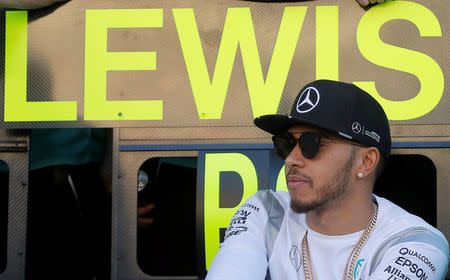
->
[224,206,258,240]
[379,246,437,280]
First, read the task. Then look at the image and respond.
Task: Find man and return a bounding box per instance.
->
[206,80,449,279]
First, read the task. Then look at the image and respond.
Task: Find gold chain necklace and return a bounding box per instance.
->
[301,202,378,280]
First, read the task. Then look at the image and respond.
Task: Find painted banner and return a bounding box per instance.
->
[0,0,449,128]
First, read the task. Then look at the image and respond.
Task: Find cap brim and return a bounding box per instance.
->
[254,114,331,136]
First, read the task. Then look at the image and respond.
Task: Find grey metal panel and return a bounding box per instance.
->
[119,126,268,141]
[0,130,28,280]
[390,124,450,138]
[112,128,198,280]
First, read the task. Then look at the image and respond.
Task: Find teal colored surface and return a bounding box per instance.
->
[0,160,8,173]
[30,128,106,171]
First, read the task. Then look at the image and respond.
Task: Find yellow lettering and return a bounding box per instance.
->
[4,11,76,122]
[173,7,306,119]
[84,9,163,120]
[355,1,443,120]
[316,6,339,80]
[203,153,258,269]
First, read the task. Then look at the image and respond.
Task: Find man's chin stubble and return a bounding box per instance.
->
[289,195,327,213]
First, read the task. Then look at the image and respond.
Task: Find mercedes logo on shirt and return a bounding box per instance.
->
[296,87,320,113]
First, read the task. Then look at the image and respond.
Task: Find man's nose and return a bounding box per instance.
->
[285,143,305,168]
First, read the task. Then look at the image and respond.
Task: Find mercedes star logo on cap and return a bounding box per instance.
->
[352,122,362,134]
[296,87,320,113]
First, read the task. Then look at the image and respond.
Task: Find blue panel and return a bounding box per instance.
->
[120,142,450,151]
[119,143,274,151]
[392,142,450,148]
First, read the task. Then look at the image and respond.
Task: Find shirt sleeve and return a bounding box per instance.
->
[206,193,270,280]
[369,241,449,280]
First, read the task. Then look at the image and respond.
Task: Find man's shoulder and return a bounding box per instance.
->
[373,195,449,255]
[363,196,449,278]
[376,195,441,233]
[250,190,290,211]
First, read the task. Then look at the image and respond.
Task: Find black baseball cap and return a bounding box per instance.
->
[254,80,391,158]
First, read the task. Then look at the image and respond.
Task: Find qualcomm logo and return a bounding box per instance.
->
[296,87,320,113]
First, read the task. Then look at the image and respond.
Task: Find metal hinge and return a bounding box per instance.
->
[0,140,28,152]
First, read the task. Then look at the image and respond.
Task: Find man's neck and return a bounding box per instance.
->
[305,195,374,236]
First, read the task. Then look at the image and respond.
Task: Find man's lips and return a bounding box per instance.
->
[287,174,310,189]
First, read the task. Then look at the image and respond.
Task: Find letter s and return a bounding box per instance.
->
[355,1,443,121]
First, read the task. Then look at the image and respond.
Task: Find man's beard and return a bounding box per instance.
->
[289,149,357,213]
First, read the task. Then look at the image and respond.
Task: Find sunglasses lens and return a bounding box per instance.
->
[272,132,322,160]
[272,135,295,159]
[299,132,321,159]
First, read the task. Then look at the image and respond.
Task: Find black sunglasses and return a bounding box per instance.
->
[272,132,365,160]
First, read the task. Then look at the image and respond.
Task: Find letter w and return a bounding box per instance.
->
[173,7,306,119]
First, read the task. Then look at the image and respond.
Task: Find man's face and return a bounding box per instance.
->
[285,125,358,213]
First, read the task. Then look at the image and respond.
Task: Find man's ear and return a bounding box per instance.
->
[355,147,380,180]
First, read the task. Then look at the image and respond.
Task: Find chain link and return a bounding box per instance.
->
[302,202,378,280]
